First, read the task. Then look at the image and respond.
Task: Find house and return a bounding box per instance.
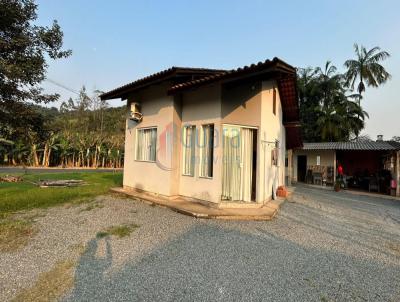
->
[101,58,302,207]
[292,139,400,196]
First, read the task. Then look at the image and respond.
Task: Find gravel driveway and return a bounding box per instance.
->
[1,185,400,301]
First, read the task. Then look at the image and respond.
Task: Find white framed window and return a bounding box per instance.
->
[135,127,157,162]
[199,124,214,178]
[182,125,196,176]
[317,155,321,166]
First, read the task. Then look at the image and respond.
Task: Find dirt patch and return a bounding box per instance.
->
[387,242,400,255]
[0,219,37,252]
[109,192,133,200]
[79,202,104,212]
[12,259,75,302]
[97,223,140,239]
[11,244,84,302]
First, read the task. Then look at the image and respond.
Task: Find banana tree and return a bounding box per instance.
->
[9,141,29,165]
[0,138,14,164]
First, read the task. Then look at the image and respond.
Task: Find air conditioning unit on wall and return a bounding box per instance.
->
[129,102,142,122]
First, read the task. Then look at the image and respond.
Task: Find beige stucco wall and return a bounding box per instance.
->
[122,79,288,204]
[220,80,286,202]
[292,150,335,182]
[178,84,222,203]
[123,82,178,196]
[170,96,182,196]
[221,82,262,127]
[258,81,286,201]
[220,82,262,202]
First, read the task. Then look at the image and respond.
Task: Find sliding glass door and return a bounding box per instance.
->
[222,125,256,202]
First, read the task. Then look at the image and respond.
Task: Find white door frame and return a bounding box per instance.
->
[221,124,258,202]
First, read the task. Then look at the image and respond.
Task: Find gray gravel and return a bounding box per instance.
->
[1,185,400,301]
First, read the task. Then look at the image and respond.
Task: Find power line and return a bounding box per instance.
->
[45,78,104,104]
[45,78,80,95]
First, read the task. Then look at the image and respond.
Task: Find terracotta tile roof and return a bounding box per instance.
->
[285,122,303,149]
[100,57,303,149]
[167,57,300,122]
[167,57,302,149]
[302,141,400,151]
[168,57,296,93]
[100,67,226,100]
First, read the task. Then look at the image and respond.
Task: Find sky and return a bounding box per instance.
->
[36,0,400,139]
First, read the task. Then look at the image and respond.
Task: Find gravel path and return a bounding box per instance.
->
[1,186,400,301]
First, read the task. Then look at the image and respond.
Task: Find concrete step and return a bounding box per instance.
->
[110,187,283,221]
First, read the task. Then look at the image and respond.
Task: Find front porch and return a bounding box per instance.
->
[293,144,400,197]
[111,187,286,221]
[295,182,400,202]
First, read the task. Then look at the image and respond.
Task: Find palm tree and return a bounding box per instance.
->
[316,61,344,107]
[338,95,369,139]
[298,60,371,142]
[344,44,391,100]
[317,105,342,141]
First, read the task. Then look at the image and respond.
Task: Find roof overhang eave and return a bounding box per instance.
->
[168,67,293,95]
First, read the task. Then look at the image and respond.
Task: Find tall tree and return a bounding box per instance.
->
[344,44,391,99]
[0,0,71,131]
[298,61,368,142]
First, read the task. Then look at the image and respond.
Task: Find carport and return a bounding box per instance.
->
[292,140,400,197]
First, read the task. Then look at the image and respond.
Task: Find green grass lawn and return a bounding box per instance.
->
[0,172,122,214]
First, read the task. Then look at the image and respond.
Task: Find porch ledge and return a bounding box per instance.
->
[110,187,286,221]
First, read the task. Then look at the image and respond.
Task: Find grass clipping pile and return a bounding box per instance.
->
[0,175,22,183]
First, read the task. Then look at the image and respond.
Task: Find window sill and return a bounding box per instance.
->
[199,176,213,180]
[182,173,194,177]
[134,159,156,163]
